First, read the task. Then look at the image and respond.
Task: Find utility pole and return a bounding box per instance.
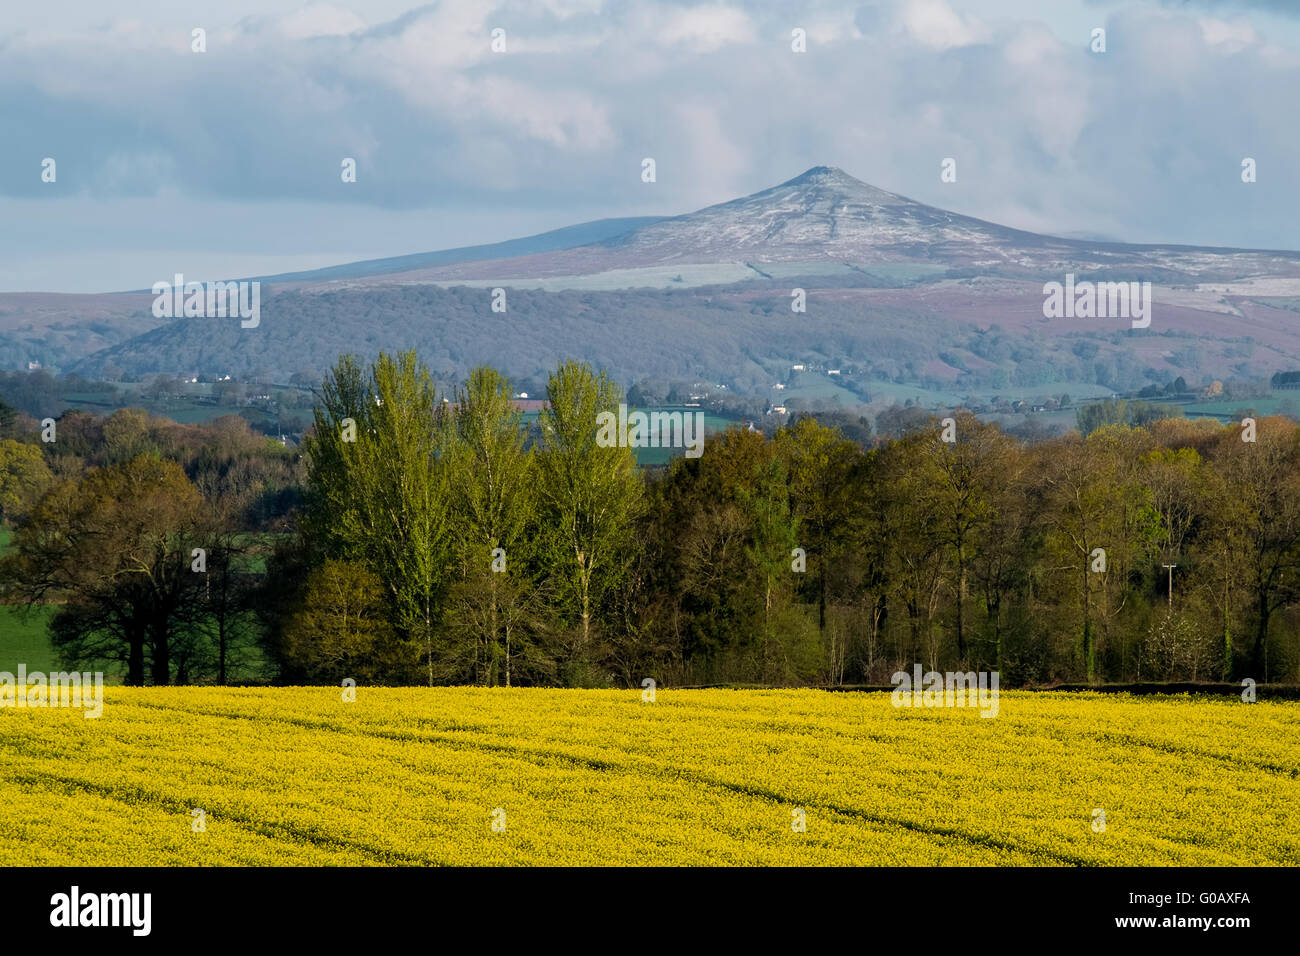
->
[1162,564,1177,609]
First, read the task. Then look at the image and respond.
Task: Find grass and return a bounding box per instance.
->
[433,263,759,291]
[521,407,736,465]
[1183,391,1300,421]
[0,530,58,674]
[1,687,1295,866]
[0,606,57,674]
[0,527,274,680]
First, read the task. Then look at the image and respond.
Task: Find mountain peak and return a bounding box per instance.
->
[762,165,911,207]
[783,165,856,186]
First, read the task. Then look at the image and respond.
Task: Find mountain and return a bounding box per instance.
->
[14,217,660,369]
[219,216,664,286]
[20,166,1300,407]
[0,291,161,373]
[284,166,1300,290]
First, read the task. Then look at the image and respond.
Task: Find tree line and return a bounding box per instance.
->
[2,350,1299,687]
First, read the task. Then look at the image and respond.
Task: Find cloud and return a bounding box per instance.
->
[1197,14,1260,49]
[671,100,749,207]
[1140,0,1300,16]
[0,0,1298,289]
[897,0,990,49]
[649,4,756,52]
[265,4,369,39]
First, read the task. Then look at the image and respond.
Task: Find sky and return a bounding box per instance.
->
[2,0,1299,292]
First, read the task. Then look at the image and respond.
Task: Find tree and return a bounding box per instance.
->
[1077,399,1127,436]
[280,560,411,683]
[1038,428,1158,681]
[969,451,1033,674]
[0,398,18,439]
[877,430,949,670]
[444,366,536,685]
[0,455,203,684]
[101,408,157,464]
[193,507,261,685]
[774,418,859,638]
[923,413,1014,662]
[301,351,450,685]
[535,361,642,670]
[1209,418,1300,680]
[739,450,800,681]
[0,439,53,524]
[445,568,555,687]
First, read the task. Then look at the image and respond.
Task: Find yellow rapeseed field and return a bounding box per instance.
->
[0,687,1296,866]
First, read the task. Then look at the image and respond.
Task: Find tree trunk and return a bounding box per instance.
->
[818,569,826,634]
[1221,571,1232,680]
[150,622,170,686]
[1254,589,1269,678]
[1082,559,1094,682]
[955,537,966,659]
[217,602,227,685]
[491,572,499,686]
[127,628,146,687]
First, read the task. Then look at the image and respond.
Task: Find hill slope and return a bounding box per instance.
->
[293,166,1300,289]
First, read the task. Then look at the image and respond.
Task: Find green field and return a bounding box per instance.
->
[520,406,736,465]
[0,606,57,673]
[1,687,1295,866]
[0,529,57,673]
[1183,391,1300,421]
[0,527,271,681]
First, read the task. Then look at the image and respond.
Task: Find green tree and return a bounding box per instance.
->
[0,439,53,524]
[445,366,537,685]
[877,430,948,669]
[280,560,411,683]
[924,413,1014,662]
[535,361,642,671]
[0,455,203,685]
[1039,427,1159,681]
[773,418,860,639]
[739,452,800,681]
[1209,418,1300,680]
[302,351,450,684]
[1077,399,1127,436]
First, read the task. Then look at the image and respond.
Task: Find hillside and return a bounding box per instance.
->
[281,167,1300,290]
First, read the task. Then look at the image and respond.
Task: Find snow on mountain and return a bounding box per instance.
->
[298,166,1300,290]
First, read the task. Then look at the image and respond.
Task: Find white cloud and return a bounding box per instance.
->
[268,4,368,39]
[672,100,748,207]
[898,0,990,50]
[1198,15,1259,50]
[652,4,756,53]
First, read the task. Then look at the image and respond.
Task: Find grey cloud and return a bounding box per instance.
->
[0,0,1296,292]
[1089,0,1300,15]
